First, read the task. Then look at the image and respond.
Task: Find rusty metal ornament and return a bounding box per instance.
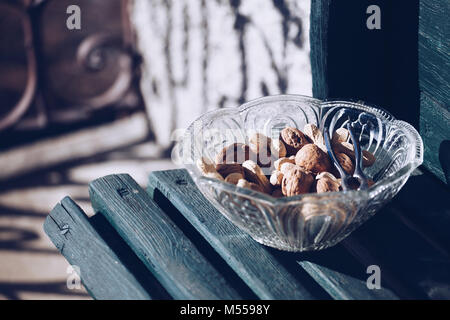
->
[0,2,37,131]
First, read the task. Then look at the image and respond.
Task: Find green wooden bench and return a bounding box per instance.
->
[44,0,449,300]
[44,169,449,299]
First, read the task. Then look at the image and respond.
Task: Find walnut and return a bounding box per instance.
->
[316,176,341,193]
[295,144,331,174]
[281,167,314,197]
[279,162,296,174]
[280,127,310,156]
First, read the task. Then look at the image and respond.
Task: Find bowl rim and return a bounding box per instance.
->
[182,94,424,205]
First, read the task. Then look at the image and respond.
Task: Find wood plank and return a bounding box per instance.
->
[420,89,450,185]
[89,174,242,300]
[0,112,149,180]
[310,0,331,100]
[43,197,153,300]
[310,0,449,183]
[418,0,450,184]
[147,169,399,299]
[347,203,450,299]
[418,0,450,105]
[393,168,450,251]
[131,0,312,148]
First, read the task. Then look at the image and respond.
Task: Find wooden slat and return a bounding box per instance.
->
[347,204,450,300]
[89,174,242,300]
[418,0,450,184]
[310,0,449,184]
[419,93,450,184]
[43,197,152,300]
[0,112,149,180]
[147,169,399,299]
[392,169,450,252]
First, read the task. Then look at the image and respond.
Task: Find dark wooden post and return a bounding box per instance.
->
[310,0,449,184]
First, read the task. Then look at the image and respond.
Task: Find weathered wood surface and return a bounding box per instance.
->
[147,169,399,299]
[418,0,450,184]
[44,168,450,299]
[0,112,148,180]
[43,197,153,300]
[130,0,312,147]
[310,0,449,184]
[89,174,242,300]
[393,169,450,252]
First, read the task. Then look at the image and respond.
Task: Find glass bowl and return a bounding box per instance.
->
[177,95,423,251]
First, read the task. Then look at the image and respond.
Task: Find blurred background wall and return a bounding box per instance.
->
[0,0,312,299]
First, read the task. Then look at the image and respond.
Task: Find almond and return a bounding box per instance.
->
[242,160,272,194]
[216,163,244,178]
[334,141,376,167]
[215,143,254,164]
[303,123,327,152]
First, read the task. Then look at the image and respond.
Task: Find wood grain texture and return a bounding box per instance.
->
[0,112,148,180]
[418,0,450,184]
[43,197,152,300]
[89,174,241,300]
[310,0,449,184]
[310,0,331,99]
[131,0,312,147]
[147,169,398,299]
[347,203,450,300]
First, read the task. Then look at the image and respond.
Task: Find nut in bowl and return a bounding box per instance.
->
[177,95,423,252]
